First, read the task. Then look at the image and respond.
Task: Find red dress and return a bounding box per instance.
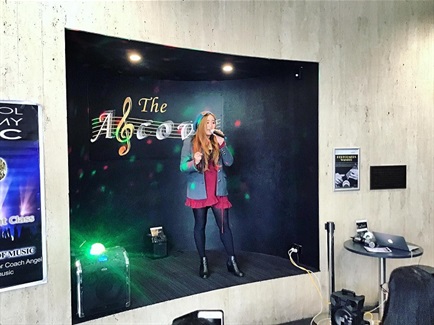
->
[185,160,232,209]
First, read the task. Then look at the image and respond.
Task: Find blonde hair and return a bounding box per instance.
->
[192,112,220,171]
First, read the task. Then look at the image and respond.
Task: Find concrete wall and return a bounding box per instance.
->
[1,1,433,324]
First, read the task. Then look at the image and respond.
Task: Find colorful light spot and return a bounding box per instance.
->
[181,106,196,118]
[234,120,241,127]
[244,193,250,200]
[90,243,105,256]
[173,145,181,154]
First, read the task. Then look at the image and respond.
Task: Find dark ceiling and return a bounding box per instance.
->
[65,29,306,81]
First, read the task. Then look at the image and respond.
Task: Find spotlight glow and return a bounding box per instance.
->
[19,183,35,215]
[222,64,233,73]
[129,53,142,63]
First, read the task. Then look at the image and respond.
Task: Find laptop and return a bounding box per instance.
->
[373,231,419,252]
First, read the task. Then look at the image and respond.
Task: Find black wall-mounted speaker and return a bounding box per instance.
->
[370,165,406,190]
[75,246,130,318]
[331,289,365,325]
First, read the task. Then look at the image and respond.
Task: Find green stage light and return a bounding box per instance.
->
[90,243,106,256]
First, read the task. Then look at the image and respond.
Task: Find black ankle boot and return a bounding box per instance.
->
[227,256,244,277]
[199,257,209,278]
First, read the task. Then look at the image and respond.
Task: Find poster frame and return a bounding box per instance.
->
[0,100,47,292]
[333,147,360,192]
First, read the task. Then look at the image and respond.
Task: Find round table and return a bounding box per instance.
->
[343,240,423,318]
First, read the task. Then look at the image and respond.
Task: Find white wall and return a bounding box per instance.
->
[0,1,433,324]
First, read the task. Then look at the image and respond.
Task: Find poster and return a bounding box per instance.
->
[334,148,359,191]
[0,101,47,292]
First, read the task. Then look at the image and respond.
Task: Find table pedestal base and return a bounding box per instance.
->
[379,257,386,318]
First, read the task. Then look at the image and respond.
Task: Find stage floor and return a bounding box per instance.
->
[72,249,306,324]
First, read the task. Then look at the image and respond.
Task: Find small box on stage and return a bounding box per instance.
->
[147,226,168,258]
[152,241,168,258]
[75,246,130,318]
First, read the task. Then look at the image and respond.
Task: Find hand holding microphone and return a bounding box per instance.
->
[211,129,225,145]
[211,129,225,138]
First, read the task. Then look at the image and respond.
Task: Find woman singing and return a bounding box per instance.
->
[180,111,244,279]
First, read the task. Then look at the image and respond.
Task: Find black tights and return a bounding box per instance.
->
[192,207,235,258]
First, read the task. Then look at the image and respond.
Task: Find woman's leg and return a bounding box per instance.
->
[211,207,235,256]
[211,207,244,277]
[192,208,208,258]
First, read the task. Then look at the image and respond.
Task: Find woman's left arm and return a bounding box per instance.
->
[180,139,198,173]
[219,142,233,167]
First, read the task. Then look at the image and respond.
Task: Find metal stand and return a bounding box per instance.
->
[310,223,335,325]
[325,221,335,316]
[379,257,386,319]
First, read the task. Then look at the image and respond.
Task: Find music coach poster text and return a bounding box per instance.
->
[0,101,47,292]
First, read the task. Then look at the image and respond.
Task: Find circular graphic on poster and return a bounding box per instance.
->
[0,158,7,180]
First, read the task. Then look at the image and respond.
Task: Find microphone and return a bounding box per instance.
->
[211,129,225,138]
